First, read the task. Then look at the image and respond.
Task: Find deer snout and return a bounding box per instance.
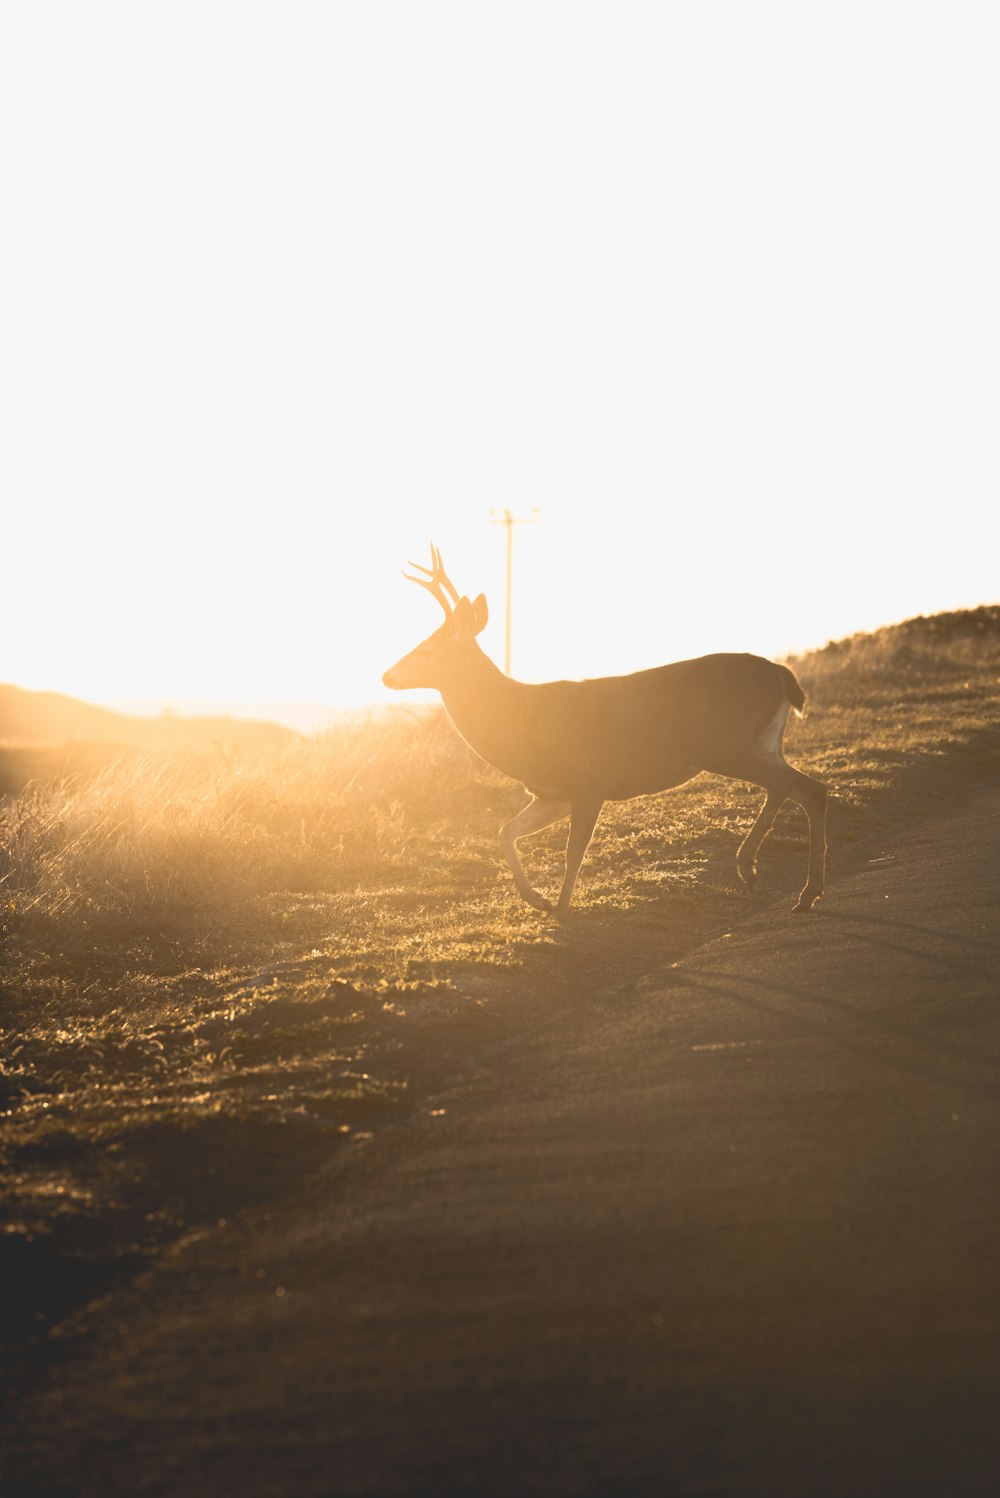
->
[382,643,431,690]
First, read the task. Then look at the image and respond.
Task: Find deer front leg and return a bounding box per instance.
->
[498,796,571,912]
[554,799,604,919]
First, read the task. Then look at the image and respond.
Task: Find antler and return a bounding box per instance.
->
[402,543,461,616]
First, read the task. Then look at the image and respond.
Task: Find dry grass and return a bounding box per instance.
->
[2,708,487,930]
[1,606,998,1358]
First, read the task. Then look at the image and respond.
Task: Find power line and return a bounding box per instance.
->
[489,507,539,676]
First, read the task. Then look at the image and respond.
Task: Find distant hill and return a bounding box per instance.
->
[0,684,298,793]
[0,683,298,749]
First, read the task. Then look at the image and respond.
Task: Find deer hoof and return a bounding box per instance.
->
[525,892,553,913]
[792,891,821,913]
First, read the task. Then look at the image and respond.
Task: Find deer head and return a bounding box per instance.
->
[382,545,489,690]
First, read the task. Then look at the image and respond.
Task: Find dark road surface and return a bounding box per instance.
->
[7,791,1000,1496]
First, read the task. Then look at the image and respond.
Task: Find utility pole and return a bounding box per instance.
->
[489,507,539,675]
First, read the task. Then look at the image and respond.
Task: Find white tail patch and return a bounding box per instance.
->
[757,702,791,760]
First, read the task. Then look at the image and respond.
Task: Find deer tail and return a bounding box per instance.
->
[778,664,806,717]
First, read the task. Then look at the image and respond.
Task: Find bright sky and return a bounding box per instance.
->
[3,4,998,729]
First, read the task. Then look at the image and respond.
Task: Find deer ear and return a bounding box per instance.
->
[472,594,488,635]
[451,596,477,638]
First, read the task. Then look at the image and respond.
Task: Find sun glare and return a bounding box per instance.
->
[2,6,997,727]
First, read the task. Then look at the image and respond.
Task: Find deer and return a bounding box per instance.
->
[382,546,827,919]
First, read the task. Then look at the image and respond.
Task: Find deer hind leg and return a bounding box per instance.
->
[726,742,828,911]
[737,789,785,891]
[749,761,828,912]
[498,796,571,912]
[787,765,828,912]
[555,799,604,919]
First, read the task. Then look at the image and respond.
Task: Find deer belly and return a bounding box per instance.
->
[466,714,697,803]
[605,762,699,800]
[522,759,698,803]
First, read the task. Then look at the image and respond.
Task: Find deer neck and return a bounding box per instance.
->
[439,647,524,758]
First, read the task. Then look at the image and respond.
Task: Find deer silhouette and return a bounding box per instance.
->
[383,546,827,918]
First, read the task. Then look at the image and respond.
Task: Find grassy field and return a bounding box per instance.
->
[1,607,998,1371]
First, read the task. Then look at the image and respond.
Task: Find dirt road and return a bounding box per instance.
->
[7,790,1000,1496]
